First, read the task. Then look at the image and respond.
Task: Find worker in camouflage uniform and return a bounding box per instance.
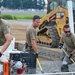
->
[0,16,12,61]
[0,15,15,72]
[25,15,41,73]
[25,15,40,54]
[59,25,75,72]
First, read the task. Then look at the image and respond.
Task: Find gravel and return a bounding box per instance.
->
[36,60,75,73]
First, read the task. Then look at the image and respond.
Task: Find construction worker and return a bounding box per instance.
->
[59,25,75,72]
[25,15,41,73]
[0,17,11,61]
[25,15,40,55]
[0,16,12,72]
[0,16,26,74]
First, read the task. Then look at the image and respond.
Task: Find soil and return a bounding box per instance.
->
[9,20,50,61]
[8,20,61,60]
[9,20,29,44]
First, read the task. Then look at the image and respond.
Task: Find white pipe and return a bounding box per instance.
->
[67,0,74,33]
[24,72,75,75]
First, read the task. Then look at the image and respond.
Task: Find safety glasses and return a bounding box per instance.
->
[64,31,70,33]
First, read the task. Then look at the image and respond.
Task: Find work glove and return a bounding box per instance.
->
[35,53,38,58]
[58,43,63,49]
[0,52,2,57]
[68,54,73,59]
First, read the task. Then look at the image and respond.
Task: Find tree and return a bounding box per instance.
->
[22,0,32,9]
[37,0,45,10]
[47,0,61,13]
[1,0,45,10]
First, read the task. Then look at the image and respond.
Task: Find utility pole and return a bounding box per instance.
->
[67,0,74,33]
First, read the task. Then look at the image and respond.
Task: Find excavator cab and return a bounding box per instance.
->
[47,0,75,13]
[37,0,75,48]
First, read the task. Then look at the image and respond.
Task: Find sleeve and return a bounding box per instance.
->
[71,34,75,45]
[2,23,10,35]
[60,32,64,43]
[30,29,36,40]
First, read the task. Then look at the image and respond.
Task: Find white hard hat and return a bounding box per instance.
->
[13,61,22,69]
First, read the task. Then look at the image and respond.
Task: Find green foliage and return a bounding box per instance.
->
[14,15,33,19]
[1,14,13,19]
[2,0,45,10]
[1,14,44,20]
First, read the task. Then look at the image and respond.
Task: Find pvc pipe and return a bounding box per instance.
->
[67,0,74,33]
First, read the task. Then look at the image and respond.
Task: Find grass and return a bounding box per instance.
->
[1,14,45,19]
[14,15,33,19]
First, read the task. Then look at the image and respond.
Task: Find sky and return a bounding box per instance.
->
[45,0,47,4]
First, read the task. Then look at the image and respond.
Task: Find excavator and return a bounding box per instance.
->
[37,0,75,48]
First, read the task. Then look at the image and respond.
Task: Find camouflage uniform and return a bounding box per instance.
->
[0,19,15,61]
[25,25,38,74]
[25,25,37,53]
[62,32,75,64]
[0,19,10,45]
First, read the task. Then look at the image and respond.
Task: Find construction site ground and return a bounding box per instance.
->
[8,20,75,74]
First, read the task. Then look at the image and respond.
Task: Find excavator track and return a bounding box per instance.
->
[37,26,60,48]
[48,26,60,47]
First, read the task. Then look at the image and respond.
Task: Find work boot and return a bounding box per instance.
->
[61,64,69,72]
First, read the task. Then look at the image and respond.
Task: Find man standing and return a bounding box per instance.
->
[59,25,75,72]
[25,15,41,73]
[25,15,40,54]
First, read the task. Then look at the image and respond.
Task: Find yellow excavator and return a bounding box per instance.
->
[37,0,75,48]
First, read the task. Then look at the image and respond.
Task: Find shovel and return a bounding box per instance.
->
[36,58,44,73]
[61,48,75,64]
